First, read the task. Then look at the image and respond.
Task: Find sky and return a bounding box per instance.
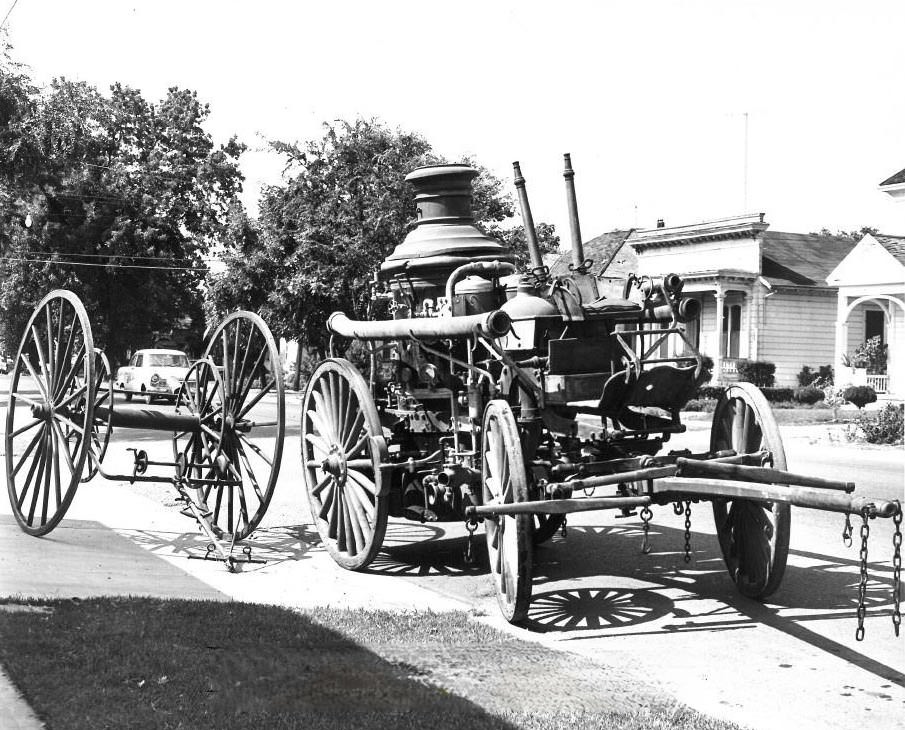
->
[3,0,905,242]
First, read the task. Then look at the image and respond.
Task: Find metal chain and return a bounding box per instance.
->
[673,501,684,516]
[683,501,693,564]
[640,506,653,554]
[560,515,568,538]
[893,503,902,637]
[464,518,477,566]
[856,509,870,642]
[842,513,853,548]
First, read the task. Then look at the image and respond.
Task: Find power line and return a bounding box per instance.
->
[1,256,209,272]
[0,0,19,30]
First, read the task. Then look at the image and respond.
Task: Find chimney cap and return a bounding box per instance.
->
[656,218,665,228]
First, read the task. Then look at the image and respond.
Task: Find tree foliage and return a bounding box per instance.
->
[0,47,245,364]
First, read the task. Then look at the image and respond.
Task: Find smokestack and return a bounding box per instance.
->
[563,153,585,269]
[512,161,543,270]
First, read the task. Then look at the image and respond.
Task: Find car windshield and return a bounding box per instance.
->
[146,353,189,368]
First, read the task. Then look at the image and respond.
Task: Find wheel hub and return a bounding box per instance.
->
[321,446,347,483]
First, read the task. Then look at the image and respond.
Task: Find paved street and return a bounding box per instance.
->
[1,379,903,730]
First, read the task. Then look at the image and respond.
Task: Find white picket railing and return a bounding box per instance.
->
[866,374,888,394]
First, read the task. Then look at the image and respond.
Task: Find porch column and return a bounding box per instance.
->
[834,293,849,385]
[714,286,725,384]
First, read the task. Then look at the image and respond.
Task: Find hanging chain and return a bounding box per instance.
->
[683,501,693,564]
[855,508,870,642]
[673,501,684,516]
[842,513,853,548]
[640,506,653,554]
[560,514,568,538]
[892,503,902,637]
[464,518,477,566]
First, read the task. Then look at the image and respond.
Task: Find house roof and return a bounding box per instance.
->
[879,167,905,187]
[548,229,634,279]
[874,234,905,265]
[759,231,856,288]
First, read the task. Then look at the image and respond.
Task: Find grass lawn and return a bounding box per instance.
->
[0,598,744,730]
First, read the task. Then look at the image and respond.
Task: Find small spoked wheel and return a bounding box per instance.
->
[533,514,565,545]
[302,358,388,570]
[482,399,533,623]
[173,359,227,532]
[196,311,285,540]
[5,290,94,535]
[710,382,791,598]
[84,348,114,482]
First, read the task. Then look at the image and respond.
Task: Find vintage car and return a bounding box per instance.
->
[115,348,191,403]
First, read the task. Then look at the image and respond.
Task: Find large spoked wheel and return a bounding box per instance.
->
[173,359,227,532]
[482,400,533,623]
[199,311,285,540]
[302,358,388,570]
[5,290,94,536]
[710,382,791,598]
[83,348,114,482]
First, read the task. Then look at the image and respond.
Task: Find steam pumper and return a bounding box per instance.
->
[301,156,901,627]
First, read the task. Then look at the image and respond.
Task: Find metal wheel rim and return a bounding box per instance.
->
[302,358,388,571]
[83,348,114,481]
[710,382,791,598]
[482,399,533,623]
[5,290,94,536]
[173,358,228,533]
[199,311,285,539]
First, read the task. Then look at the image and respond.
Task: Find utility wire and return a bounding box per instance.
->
[0,0,19,30]
[1,256,209,272]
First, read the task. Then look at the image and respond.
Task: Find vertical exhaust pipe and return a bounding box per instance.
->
[563,153,585,269]
[512,161,544,270]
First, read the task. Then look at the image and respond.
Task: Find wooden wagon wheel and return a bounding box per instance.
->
[189,311,285,540]
[83,348,114,482]
[710,382,790,598]
[302,358,389,570]
[482,399,533,623]
[4,290,94,536]
[173,358,227,528]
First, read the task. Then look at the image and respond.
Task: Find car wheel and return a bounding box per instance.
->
[122,384,133,403]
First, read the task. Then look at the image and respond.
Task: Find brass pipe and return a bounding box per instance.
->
[512,161,543,269]
[445,260,517,304]
[327,310,512,341]
[563,153,585,269]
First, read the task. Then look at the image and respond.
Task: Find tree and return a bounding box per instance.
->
[205,118,555,361]
[0,52,245,364]
[810,226,879,241]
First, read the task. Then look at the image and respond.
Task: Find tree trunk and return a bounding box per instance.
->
[292,342,303,392]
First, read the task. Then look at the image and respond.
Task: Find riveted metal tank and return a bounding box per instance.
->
[380,164,514,304]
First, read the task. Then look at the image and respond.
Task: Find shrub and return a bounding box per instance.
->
[848,403,904,445]
[797,364,833,386]
[793,385,824,405]
[842,385,877,410]
[695,385,724,400]
[683,398,716,412]
[736,359,775,387]
[761,387,794,403]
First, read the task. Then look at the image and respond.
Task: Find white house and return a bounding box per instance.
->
[549,215,859,387]
[826,233,905,397]
[880,167,905,203]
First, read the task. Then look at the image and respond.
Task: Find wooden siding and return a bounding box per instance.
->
[758,291,837,386]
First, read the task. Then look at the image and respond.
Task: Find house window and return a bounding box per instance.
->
[865,310,884,343]
[722,304,741,358]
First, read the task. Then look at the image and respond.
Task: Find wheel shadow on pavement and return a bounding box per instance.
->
[118,522,322,570]
[366,520,487,577]
[527,523,905,686]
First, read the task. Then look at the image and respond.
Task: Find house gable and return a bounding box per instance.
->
[880,166,905,201]
[826,233,905,288]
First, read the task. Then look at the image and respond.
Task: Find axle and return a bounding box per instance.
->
[95,405,201,432]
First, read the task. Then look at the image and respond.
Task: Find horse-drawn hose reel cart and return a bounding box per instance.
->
[5,157,902,641]
[5,291,284,571]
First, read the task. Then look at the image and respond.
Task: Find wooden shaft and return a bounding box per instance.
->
[654,477,899,517]
[468,495,651,517]
[675,457,855,493]
[512,161,543,269]
[95,405,201,432]
[563,153,585,268]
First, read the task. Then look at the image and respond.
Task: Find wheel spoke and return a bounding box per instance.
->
[20,353,49,402]
[346,468,377,496]
[49,419,77,476]
[11,417,43,438]
[234,437,266,502]
[236,378,275,421]
[13,426,47,477]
